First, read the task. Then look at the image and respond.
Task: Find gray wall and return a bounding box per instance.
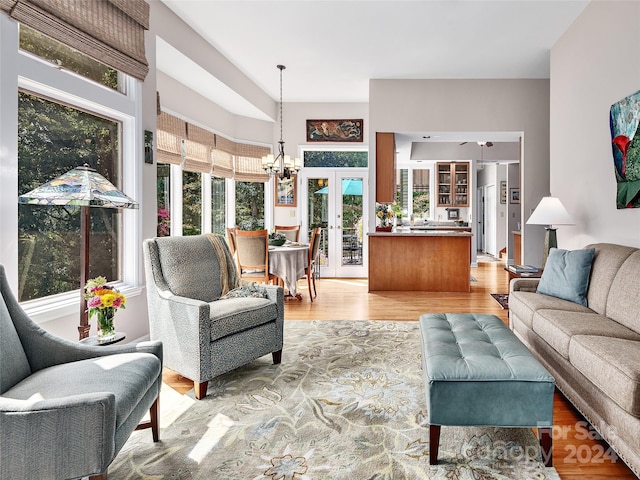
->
[550,0,640,249]
[369,79,550,265]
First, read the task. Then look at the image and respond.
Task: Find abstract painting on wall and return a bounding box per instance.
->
[306,119,363,142]
[610,90,640,208]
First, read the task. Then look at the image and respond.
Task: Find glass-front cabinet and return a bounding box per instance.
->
[436,162,469,207]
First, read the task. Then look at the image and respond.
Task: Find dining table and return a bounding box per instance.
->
[268,242,309,299]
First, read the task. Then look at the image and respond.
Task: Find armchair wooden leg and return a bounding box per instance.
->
[135,397,160,442]
[89,471,107,480]
[272,350,282,364]
[195,381,208,400]
[429,425,441,465]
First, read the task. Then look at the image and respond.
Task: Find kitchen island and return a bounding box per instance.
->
[368,229,472,292]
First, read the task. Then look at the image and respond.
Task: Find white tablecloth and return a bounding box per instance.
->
[268,244,308,296]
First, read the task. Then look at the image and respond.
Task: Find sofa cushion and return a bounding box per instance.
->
[569,335,640,416]
[532,309,640,359]
[585,243,637,315]
[3,352,161,427]
[537,247,595,306]
[210,297,278,341]
[605,249,640,335]
[509,291,592,330]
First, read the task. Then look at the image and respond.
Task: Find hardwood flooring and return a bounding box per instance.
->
[163,258,637,479]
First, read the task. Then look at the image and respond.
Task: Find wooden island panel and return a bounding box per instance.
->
[368,234,471,292]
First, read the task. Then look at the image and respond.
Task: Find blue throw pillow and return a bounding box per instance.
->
[537,247,595,306]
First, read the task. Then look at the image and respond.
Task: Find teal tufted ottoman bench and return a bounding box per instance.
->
[419,313,555,466]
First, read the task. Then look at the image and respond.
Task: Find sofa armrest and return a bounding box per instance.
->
[510,277,541,293]
[0,393,117,478]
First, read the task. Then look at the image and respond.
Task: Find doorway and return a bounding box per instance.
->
[299,169,368,277]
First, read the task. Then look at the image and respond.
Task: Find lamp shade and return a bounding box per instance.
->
[526,196,573,227]
[18,164,138,209]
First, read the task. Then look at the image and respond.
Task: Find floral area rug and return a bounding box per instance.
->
[490,293,510,310]
[110,320,559,480]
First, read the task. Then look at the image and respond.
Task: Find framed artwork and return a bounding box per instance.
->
[306,119,363,142]
[275,175,296,207]
[610,89,640,208]
[510,188,520,204]
[500,181,507,204]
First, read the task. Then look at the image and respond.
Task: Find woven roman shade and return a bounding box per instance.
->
[1,0,149,80]
[234,142,270,182]
[183,123,214,173]
[157,112,186,166]
[212,134,235,179]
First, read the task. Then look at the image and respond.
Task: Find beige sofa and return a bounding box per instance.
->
[509,243,640,477]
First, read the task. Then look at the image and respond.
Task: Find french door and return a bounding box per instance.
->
[300,169,368,278]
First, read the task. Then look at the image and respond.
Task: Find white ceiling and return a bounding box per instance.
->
[159,0,589,108]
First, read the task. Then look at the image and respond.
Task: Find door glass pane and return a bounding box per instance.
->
[303,151,368,168]
[183,171,201,235]
[308,178,329,267]
[341,178,363,266]
[17,92,122,301]
[211,176,225,234]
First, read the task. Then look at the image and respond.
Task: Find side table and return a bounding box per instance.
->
[505,267,542,281]
[80,331,126,346]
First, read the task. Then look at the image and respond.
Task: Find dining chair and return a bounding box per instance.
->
[275,224,301,242]
[303,227,321,302]
[226,226,237,255]
[235,229,277,284]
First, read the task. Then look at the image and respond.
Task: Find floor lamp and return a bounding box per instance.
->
[18,164,138,339]
[526,196,574,269]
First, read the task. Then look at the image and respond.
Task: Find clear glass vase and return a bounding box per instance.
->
[95,307,116,342]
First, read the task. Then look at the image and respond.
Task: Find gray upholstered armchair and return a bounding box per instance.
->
[0,265,162,480]
[142,234,284,400]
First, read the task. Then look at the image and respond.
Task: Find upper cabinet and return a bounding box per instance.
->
[437,162,469,207]
[376,132,396,203]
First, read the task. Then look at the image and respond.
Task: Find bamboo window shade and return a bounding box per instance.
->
[184,124,214,173]
[0,0,150,80]
[234,143,270,182]
[156,112,186,166]
[212,135,235,179]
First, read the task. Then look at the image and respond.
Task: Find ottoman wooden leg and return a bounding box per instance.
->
[429,425,441,465]
[538,427,553,467]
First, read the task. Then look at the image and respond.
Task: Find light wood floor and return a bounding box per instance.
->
[163,257,637,479]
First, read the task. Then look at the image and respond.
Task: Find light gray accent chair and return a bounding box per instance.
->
[143,234,284,400]
[0,264,162,480]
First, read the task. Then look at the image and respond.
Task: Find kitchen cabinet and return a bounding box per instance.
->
[436,162,469,207]
[376,132,396,203]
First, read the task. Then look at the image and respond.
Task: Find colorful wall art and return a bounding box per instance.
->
[306,119,363,142]
[610,90,640,208]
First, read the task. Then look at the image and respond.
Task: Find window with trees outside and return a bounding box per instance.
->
[3,20,141,309]
[236,181,265,231]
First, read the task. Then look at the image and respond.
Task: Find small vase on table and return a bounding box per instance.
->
[95,307,117,342]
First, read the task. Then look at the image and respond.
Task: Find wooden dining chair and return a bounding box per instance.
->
[302,227,321,302]
[274,224,301,242]
[235,229,277,284]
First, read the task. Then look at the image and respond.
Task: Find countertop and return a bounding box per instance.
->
[369,228,473,237]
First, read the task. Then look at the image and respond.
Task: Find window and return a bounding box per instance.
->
[19,25,122,92]
[235,181,265,230]
[17,91,122,302]
[183,171,202,235]
[304,150,368,168]
[413,168,430,218]
[157,163,171,237]
[211,176,226,234]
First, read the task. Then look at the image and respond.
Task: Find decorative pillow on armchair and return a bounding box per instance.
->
[537,247,596,306]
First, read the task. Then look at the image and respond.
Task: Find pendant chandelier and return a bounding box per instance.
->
[262,65,301,179]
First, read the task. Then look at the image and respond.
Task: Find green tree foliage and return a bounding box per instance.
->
[18,92,120,302]
[182,171,202,235]
[236,181,265,230]
[303,151,368,168]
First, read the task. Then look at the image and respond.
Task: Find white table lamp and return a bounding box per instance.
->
[526,196,574,268]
